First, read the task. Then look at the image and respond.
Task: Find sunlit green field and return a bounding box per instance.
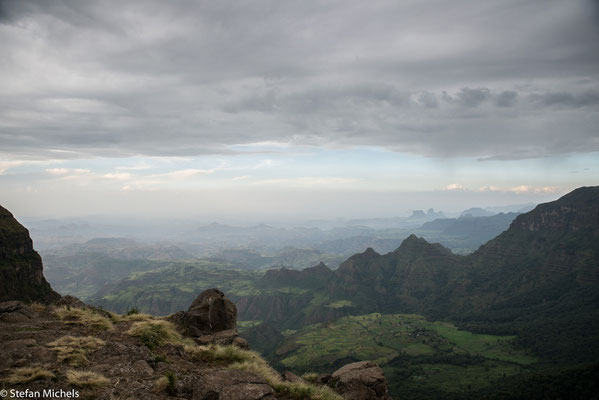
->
[272,313,537,396]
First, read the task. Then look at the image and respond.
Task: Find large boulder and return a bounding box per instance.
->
[332,361,392,400]
[167,288,247,348]
[188,288,237,332]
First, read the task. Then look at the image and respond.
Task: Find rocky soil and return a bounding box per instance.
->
[0,294,391,400]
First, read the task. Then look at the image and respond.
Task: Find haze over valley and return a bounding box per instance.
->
[1,1,598,399]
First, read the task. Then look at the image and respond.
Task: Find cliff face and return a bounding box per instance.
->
[466,186,599,299]
[510,186,599,234]
[0,205,60,303]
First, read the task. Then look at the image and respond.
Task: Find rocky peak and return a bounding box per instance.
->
[347,247,380,263]
[0,205,34,257]
[335,247,381,277]
[394,234,452,257]
[0,205,60,304]
[261,262,334,290]
[306,261,331,272]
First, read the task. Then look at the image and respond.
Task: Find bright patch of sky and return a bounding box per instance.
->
[1,147,596,219]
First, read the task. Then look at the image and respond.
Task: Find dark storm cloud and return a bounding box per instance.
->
[494,91,518,108]
[443,88,492,108]
[0,0,598,160]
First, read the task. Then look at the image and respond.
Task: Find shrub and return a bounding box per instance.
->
[47,335,105,366]
[126,307,139,315]
[166,371,177,395]
[2,367,54,384]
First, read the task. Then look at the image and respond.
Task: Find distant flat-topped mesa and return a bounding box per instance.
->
[0,205,60,303]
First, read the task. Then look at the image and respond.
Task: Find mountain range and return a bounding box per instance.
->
[2,186,598,399]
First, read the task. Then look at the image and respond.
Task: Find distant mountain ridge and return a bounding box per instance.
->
[234,186,599,362]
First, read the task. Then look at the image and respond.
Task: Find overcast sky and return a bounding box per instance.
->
[1,0,598,219]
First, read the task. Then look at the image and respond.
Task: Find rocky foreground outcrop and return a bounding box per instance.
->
[0,294,392,400]
[331,361,392,400]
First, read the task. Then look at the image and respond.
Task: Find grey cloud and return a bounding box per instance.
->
[445,88,492,108]
[494,91,518,107]
[223,84,411,115]
[0,0,598,160]
[417,92,439,108]
[530,90,599,108]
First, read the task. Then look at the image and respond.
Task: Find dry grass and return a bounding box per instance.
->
[153,376,169,392]
[126,319,192,349]
[2,367,55,384]
[47,335,105,366]
[66,370,110,388]
[229,359,343,400]
[301,372,320,383]
[106,310,155,323]
[30,302,47,312]
[183,343,257,364]
[153,372,177,395]
[119,313,154,322]
[55,306,114,331]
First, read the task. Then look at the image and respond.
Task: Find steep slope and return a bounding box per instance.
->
[450,186,599,362]
[0,205,60,303]
[261,262,334,289]
[466,186,599,304]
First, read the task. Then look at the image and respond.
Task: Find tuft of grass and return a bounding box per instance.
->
[183,343,257,364]
[153,376,168,393]
[55,306,114,331]
[154,372,177,395]
[66,370,110,388]
[153,354,168,364]
[229,359,342,400]
[30,302,47,312]
[120,313,154,322]
[47,336,105,367]
[2,367,55,384]
[301,372,320,383]
[126,320,191,349]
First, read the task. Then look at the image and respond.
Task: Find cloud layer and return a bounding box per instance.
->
[1,0,598,161]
